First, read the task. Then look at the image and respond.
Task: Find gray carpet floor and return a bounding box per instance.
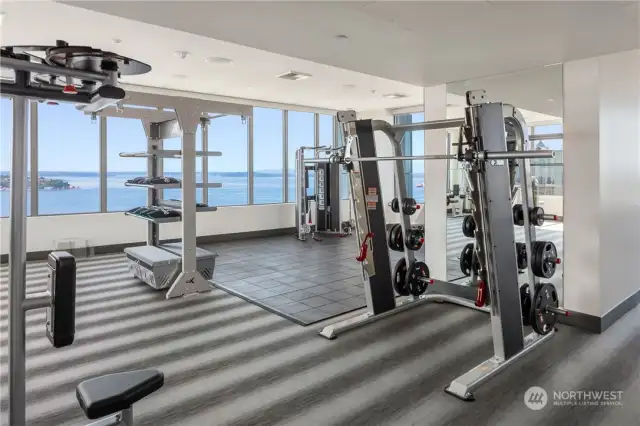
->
[2,225,638,426]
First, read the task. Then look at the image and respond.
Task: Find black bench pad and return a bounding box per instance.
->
[76,369,164,419]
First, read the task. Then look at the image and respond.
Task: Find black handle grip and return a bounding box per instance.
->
[46,251,76,348]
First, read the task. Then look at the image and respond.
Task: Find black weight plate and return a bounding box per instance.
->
[459,243,474,276]
[512,204,524,226]
[405,261,430,296]
[462,215,476,238]
[530,206,545,226]
[520,283,532,326]
[530,283,559,335]
[402,198,417,215]
[515,242,528,270]
[392,258,410,296]
[386,223,397,249]
[392,224,404,252]
[405,228,424,251]
[532,241,557,278]
[391,198,400,213]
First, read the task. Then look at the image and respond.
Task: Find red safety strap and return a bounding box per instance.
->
[475,280,487,307]
[356,232,374,262]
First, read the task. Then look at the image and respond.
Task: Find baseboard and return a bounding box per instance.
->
[0,227,296,264]
[557,288,640,333]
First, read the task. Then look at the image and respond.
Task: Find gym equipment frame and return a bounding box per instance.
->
[88,94,250,298]
[314,90,569,401]
[1,40,154,426]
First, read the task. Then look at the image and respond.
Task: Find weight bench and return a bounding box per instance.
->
[76,369,164,426]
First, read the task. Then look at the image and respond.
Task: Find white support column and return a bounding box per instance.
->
[563,49,640,322]
[423,85,448,280]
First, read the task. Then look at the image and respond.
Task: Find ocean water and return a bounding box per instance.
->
[0,171,426,216]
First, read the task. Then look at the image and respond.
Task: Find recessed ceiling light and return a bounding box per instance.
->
[383,93,407,99]
[174,51,190,60]
[277,71,312,81]
[205,56,234,65]
[547,98,555,102]
[343,84,356,89]
[336,34,349,40]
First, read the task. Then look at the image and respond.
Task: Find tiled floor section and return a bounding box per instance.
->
[205,217,565,325]
[207,235,366,325]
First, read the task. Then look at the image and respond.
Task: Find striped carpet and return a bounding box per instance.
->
[3,222,638,426]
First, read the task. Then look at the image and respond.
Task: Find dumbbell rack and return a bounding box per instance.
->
[112,108,221,298]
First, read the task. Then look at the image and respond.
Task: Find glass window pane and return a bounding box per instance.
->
[253,107,283,204]
[411,112,425,203]
[106,117,148,211]
[1,98,32,217]
[208,116,248,206]
[287,111,314,202]
[38,103,99,214]
[319,114,333,148]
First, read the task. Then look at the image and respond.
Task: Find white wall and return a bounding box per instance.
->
[563,49,640,317]
[0,204,293,254]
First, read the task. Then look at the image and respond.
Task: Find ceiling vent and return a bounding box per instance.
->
[277,71,311,81]
[383,93,408,99]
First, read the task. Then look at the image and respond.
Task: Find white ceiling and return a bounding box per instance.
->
[65,0,638,88]
[0,1,423,112]
[3,1,635,120]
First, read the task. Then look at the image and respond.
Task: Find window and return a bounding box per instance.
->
[287,111,314,202]
[393,112,425,203]
[38,103,99,215]
[163,131,204,204]
[319,114,334,148]
[106,117,148,211]
[531,123,563,199]
[253,107,283,204]
[208,115,248,206]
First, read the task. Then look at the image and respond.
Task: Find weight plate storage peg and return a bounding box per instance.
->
[515,242,528,270]
[405,227,424,251]
[462,215,476,238]
[402,198,418,215]
[531,241,558,278]
[459,243,479,277]
[512,204,524,226]
[405,261,430,296]
[392,258,410,296]
[530,283,559,335]
[519,283,532,326]
[390,198,400,213]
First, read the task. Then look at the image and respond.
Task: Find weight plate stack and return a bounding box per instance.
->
[386,223,398,249]
[529,206,545,226]
[392,258,410,296]
[512,204,524,226]
[515,242,528,270]
[531,241,558,278]
[405,227,424,251]
[462,215,476,238]
[530,283,559,335]
[402,198,418,215]
[390,224,404,252]
[520,283,532,326]
[405,261,430,296]
[459,242,479,277]
[390,198,400,213]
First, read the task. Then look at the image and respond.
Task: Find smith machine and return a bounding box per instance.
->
[313,90,569,400]
[2,41,163,426]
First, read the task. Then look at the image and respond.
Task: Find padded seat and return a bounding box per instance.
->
[76,369,164,419]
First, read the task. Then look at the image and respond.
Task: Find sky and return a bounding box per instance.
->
[0,97,334,173]
[1,97,561,174]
